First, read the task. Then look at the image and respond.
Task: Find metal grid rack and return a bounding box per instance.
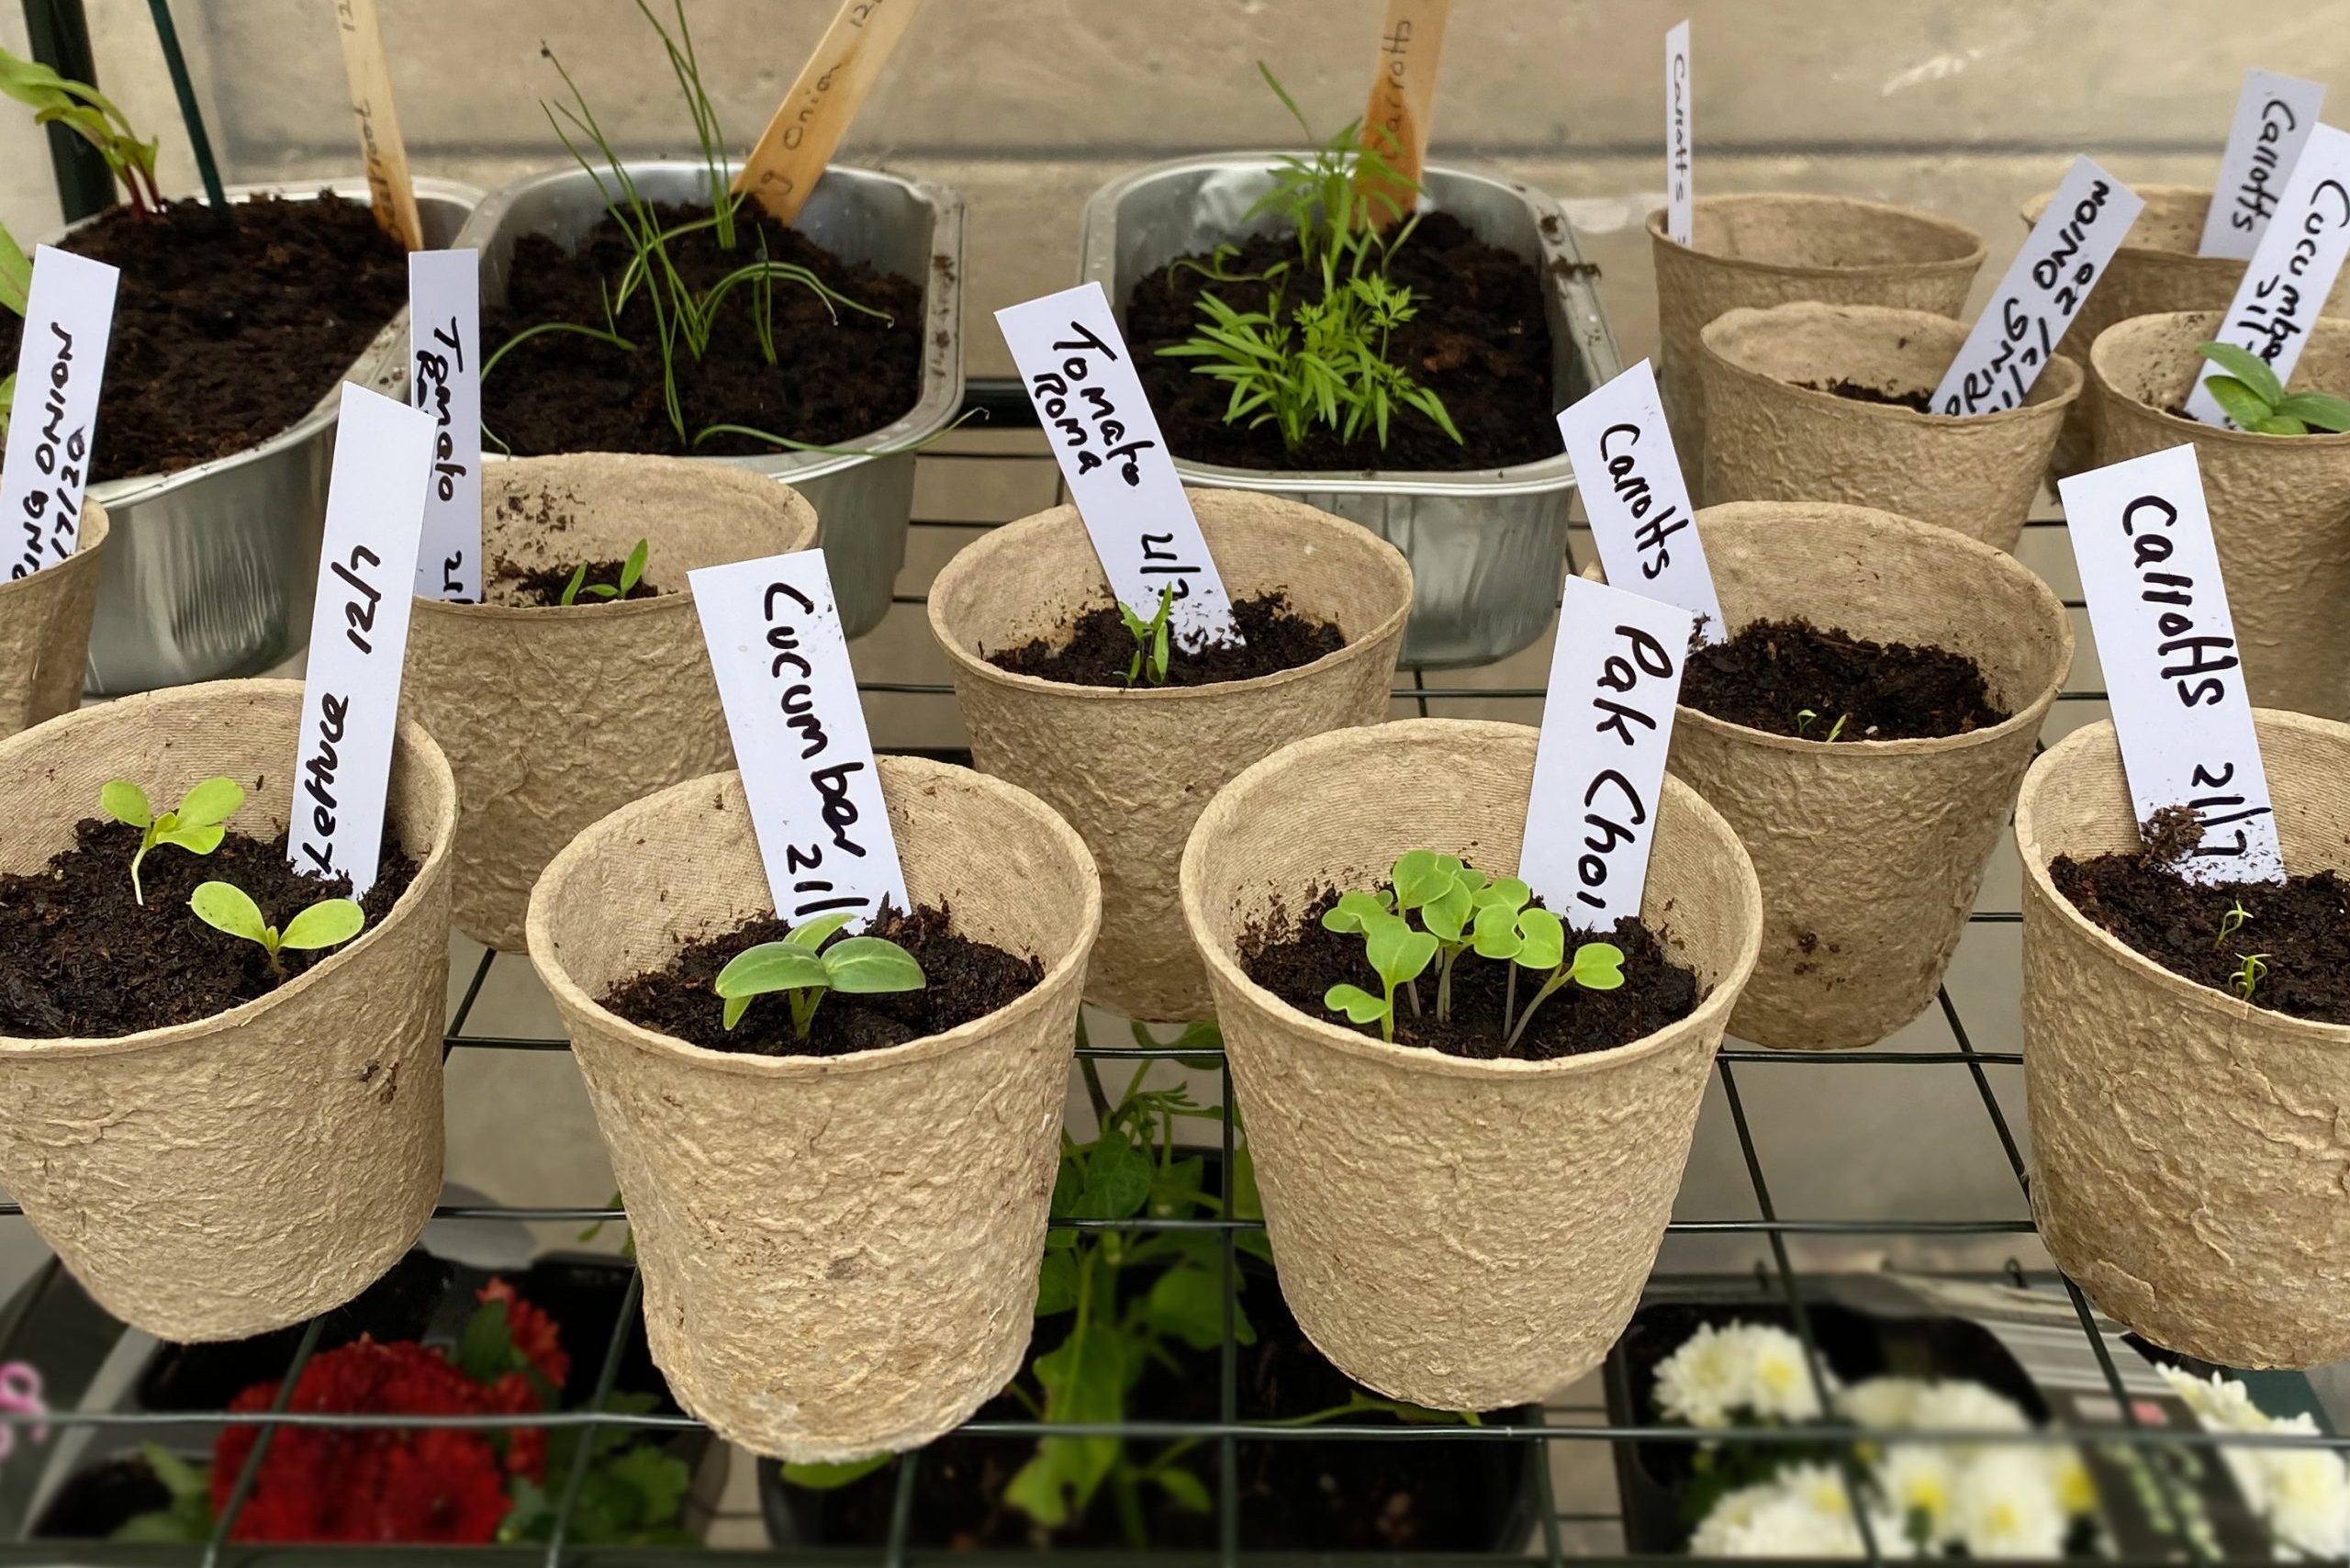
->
[0,382,2341,1568]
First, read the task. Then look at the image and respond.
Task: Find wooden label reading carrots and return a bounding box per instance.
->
[1355,0,1449,222]
[733,0,926,226]
[333,0,424,252]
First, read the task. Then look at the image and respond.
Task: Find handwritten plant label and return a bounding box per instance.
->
[997,282,1240,649]
[2184,122,2350,428]
[2058,444,2283,884]
[1555,358,1724,643]
[1930,155,2143,417]
[1664,19,1692,247]
[4,246,117,580]
[733,0,926,226]
[1356,0,1449,217]
[2199,70,2328,259]
[290,386,437,895]
[691,546,909,929]
[1520,576,1695,924]
[408,249,480,601]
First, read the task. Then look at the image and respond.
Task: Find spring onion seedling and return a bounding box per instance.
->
[1795,709,1849,743]
[100,776,243,906]
[1117,584,1177,687]
[2231,952,2269,1004]
[2212,899,2250,952]
[0,48,161,215]
[189,881,365,979]
[558,537,650,606]
[0,218,27,438]
[2196,342,2350,435]
[712,913,925,1038]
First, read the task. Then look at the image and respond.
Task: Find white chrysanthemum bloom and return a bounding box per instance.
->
[1688,1477,1786,1556]
[1909,1379,2031,1435]
[2261,1440,2350,1561]
[1877,1443,1961,1549]
[1953,1448,2069,1560]
[1695,1464,1911,1559]
[1653,1321,1755,1428]
[1842,1376,1929,1432]
[1740,1324,1827,1422]
[2050,1447,2100,1519]
[2160,1365,2267,1433]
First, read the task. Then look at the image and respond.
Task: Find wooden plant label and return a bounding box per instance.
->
[1356,0,1449,220]
[290,385,437,896]
[4,246,117,580]
[996,282,1241,650]
[1554,357,1724,643]
[2184,122,2350,428]
[1664,19,1693,247]
[408,249,480,602]
[1520,576,1695,924]
[333,0,424,252]
[734,0,926,226]
[2199,69,2328,260]
[691,546,909,929]
[1930,155,2143,417]
[2058,444,2283,884]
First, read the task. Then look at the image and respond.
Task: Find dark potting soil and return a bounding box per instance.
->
[983,591,1346,687]
[497,558,663,608]
[1799,377,1935,412]
[0,195,408,481]
[480,202,923,458]
[599,902,1042,1058]
[1239,886,1700,1061]
[0,818,418,1039]
[1125,213,1561,471]
[1680,617,2009,742]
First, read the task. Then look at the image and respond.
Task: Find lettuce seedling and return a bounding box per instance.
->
[189,881,365,979]
[2197,342,2350,435]
[100,776,243,906]
[558,538,650,606]
[1117,584,1177,688]
[712,913,925,1037]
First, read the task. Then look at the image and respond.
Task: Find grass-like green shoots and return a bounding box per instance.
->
[712,913,925,1039]
[559,537,650,606]
[100,776,243,907]
[2212,898,2250,952]
[189,880,365,979]
[2231,951,2269,1003]
[2197,341,2350,436]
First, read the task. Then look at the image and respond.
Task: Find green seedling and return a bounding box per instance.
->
[0,48,161,215]
[189,881,364,979]
[2196,341,2350,435]
[2213,898,2251,952]
[712,913,924,1038]
[559,537,650,606]
[2231,952,2270,1004]
[1117,583,1177,687]
[100,776,243,906]
[0,219,27,437]
[1795,709,1849,743]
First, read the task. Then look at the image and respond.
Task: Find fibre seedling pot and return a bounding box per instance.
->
[0,502,108,739]
[0,678,455,1341]
[2090,310,2350,722]
[525,757,1100,1461]
[2018,711,2350,1368]
[404,454,818,950]
[1648,194,1985,465]
[1589,503,2071,1049]
[1697,304,2078,551]
[929,489,1411,1023]
[1178,719,1762,1410]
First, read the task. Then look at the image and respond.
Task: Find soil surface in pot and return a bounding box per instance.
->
[1125,213,1561,471]
[0,195,408,481]
[1682,617,2009,742]
[2050,808,2350,1023]
[1799,378,1934,412]
[983,591,1344,687]
[481,202,923,458]
[494,558,663,608]
[0,818,418,1039]
[1240,884,1700,1060]
[600,902,1041,1057]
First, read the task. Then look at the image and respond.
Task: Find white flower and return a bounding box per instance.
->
[2261,1443,2350,1559]
[1908,1379,2031,1436]
[1688,1476,1785,1555]
[1877,1443,1962,1548]
[2161,1365,2266,1433]
[1953,1448,2069,1560]
[1691,1464,1909,1559]
[1842,1376,1929,1431]
[1653,1321,1753,1428]
[1741,1324,1828,1422]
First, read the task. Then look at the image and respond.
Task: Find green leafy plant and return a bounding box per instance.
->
[2213,899,2251,952]
[188,881,365,979]
[2196,342,2350,435]
[711,913,924,1037]
[2231,951,2270,1004]
[1795,709,1849,743]
[0,48,161,215]
[100,776,243,906]
[559,537,650,606]
[1116,583,1177,687]
[0,220,28,437]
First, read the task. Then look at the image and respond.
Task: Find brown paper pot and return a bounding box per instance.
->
[929,489,1412,1022]
[1697,304,2078,551]
[526,757,1100,1460]
[0,678,455,1341]
[0,502,108,740]
[1649,195,1985,463]
[2090,310,2350,722]
[406,454,818,950]
[2019,711,2350,1368]
[1179,719,1762,1409]
[1594,503,2071,1049]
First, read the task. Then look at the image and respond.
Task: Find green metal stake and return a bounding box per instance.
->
[143,0,229,216]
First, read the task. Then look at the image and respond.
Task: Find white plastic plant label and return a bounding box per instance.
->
[408,248,481,601]
[4,245,118,580]
[2058,444,2283,884]
[1555,357,1724,643]
[1519,576,1695,924]
[289,385,438,896]
[691,546,910,930]
[1664,19,1692,247]
[2184,122,2350,428]
[996,282,1241,650]
[1930,155,2143,417]
[2199,69,2328,260]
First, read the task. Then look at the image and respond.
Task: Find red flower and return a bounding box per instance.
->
[479,1278,571,1387]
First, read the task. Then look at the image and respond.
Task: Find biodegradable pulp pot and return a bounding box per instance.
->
[1697,304,2078,551]
[2090,309,2350,722]
[928,488,1413,1023]
[1594,503,2071,1049]
[404,454,818,950]
[526,757,1101,1460]
[0,678,455,1341]
[2018,711,2350,1368]
[1649,194,1985,465]
[0,502,108,739]
[1178,719,1762,1410]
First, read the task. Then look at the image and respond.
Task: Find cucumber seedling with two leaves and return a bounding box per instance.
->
[712,913,925,1039]
[558,538,651,606]
[2197,341,2350,435]
[99,776,244,906]
[189,881,366,980]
